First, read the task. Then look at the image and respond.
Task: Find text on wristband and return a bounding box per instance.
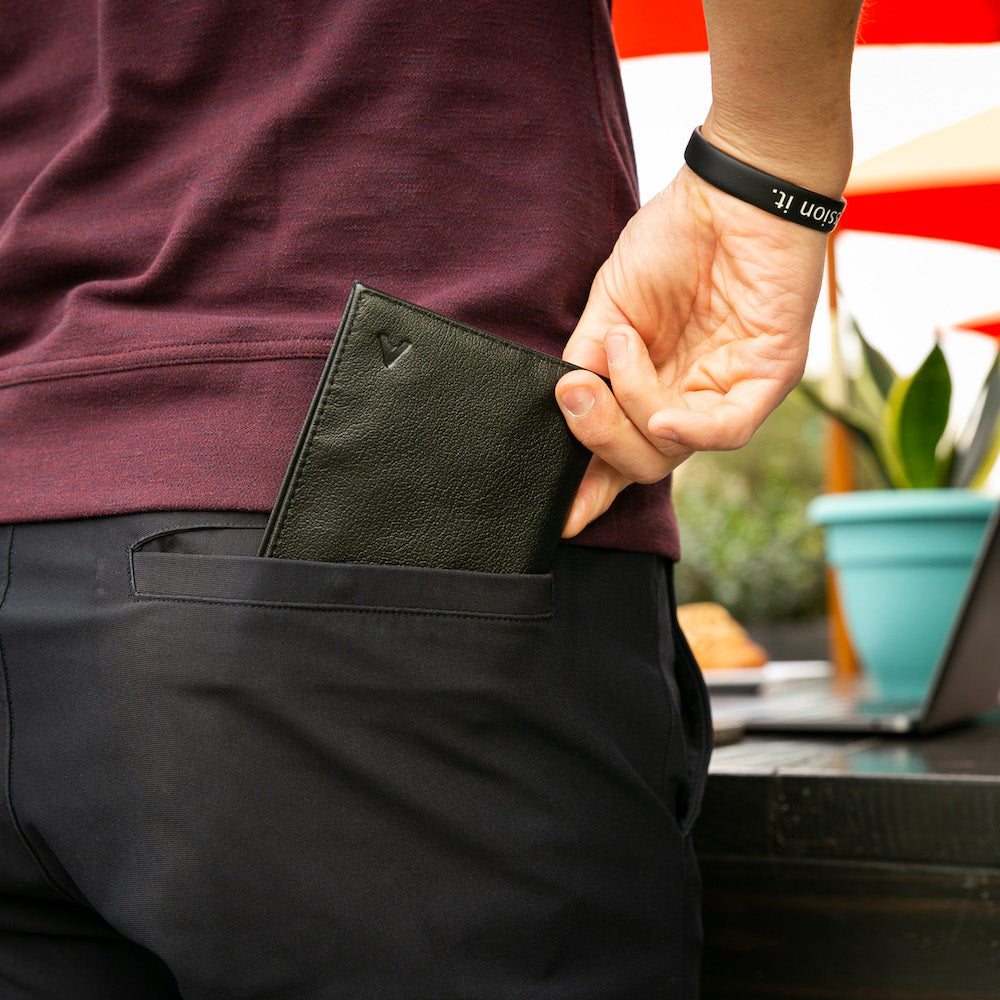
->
[773,189,843,229]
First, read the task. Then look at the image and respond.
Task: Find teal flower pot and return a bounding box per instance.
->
[808,490,997,700]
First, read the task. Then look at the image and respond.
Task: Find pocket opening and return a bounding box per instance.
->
[130,524,554,620]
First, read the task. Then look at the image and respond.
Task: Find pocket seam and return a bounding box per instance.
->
[130,586,553,623]
[129,526,554,621]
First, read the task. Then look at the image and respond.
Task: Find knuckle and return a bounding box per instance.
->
[732,422,758,449]
[632,459,673,485]
[608,372,644,408]
[577,403,629,452]
[710,424,754,452]
[582,423,621,452]
[614,444,673,486]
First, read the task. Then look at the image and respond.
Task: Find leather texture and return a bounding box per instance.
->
[258,284,592,573]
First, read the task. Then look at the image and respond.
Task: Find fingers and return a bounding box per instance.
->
[557,326,696,537]
[561,323,611,378]
[556,352,688,487]
[557,326,794,535]
[601,324,665,438]
[560,458,629,539]
[649,402,755,452]
[561,272,627,377]
[649,375,793,452]
[558,299,803,533]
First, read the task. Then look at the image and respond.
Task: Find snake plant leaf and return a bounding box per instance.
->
[853,317,896,416]
[877,384,914,488]
[795,381,878,440]
[795,381,887,483]
[885,343,952,488]
[950,352,1000,488]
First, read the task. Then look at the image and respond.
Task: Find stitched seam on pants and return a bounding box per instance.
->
[654,560,678,810]
[130,592,552,620]
[664,561,713,838]
[0,527,82,903]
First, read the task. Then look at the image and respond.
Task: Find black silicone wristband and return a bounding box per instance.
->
[683,128,846,234]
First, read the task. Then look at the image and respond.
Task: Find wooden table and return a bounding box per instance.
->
[695,717,1000,999]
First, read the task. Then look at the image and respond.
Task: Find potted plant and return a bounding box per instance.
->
[798,319,1000,699]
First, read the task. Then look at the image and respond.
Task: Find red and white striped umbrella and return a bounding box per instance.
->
[842,104,1000,249]
[956,310,1000,338]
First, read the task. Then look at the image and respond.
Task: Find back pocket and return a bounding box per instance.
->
[130,523,553,620]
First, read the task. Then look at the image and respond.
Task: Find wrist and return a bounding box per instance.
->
[701,109,853,201]
[684,128,846,233]
[699,0,863,198]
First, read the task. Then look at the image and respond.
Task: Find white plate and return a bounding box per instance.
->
[702,660,832,692]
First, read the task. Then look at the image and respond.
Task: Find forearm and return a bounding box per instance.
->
[700,0,864,197]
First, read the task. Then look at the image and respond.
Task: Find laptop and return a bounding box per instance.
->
[709,503,1000,735]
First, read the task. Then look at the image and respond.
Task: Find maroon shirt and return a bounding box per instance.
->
[0,0,678,559]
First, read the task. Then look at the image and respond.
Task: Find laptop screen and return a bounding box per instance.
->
[923,507,1000,730]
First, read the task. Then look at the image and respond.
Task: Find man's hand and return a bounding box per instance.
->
[555,0,863,538]
[556,164,829,537]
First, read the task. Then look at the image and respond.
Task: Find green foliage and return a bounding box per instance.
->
[673,393,828,624]
[889,343,952,487]
[951,353,1000,489]
[798,317,1000,489]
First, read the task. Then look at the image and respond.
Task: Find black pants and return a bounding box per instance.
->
[0,512,711,999]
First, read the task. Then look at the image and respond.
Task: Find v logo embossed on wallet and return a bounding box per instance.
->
[258,283,593,573]
[377,332,412,367]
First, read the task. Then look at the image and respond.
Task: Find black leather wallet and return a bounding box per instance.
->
[258,284,592,573]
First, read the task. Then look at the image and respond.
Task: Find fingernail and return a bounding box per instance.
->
[605,333,627,366]
[561,387,595,418]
